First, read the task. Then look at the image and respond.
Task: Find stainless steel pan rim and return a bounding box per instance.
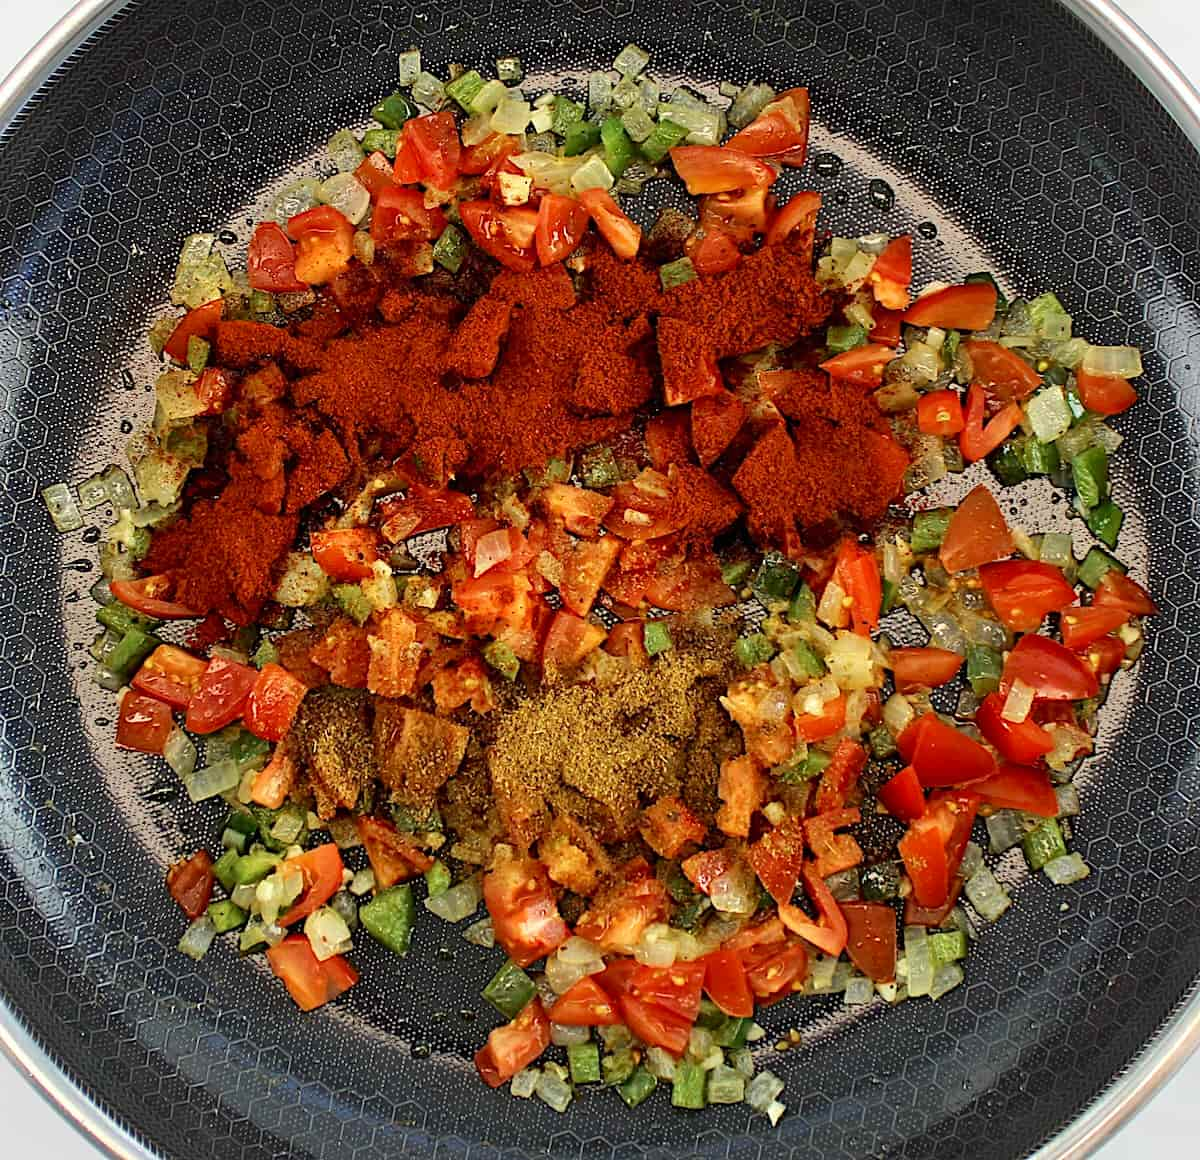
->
[1,1,1199,1157]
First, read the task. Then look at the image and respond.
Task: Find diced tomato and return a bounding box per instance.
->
[243,662,307,742]
[899,818,949,909]
[163,298,224,363]
[578,187,641,259]
[366,608,424,698]
[309,618,371,688]
[820,343,892,387]
[939,484,1013,573]
[803,807,862,878]
[575,865,669,953]
[370,186,446,245]
[454,572,533,638]
[541,610,606,669]
[840,901,897,982]
[475,999,552,1086]
[869,235,912,311]
[1085,634,1127,678]
[1075,367,1138,415]
[1092,571,1157,617]
[975,691,1054,764]
[555,536,621,617]
[459,132,519,176]
[681,847,737,895]
[617,993,692,1056]
[484,856,570,968]
[963,339,1041,402]
[870,307,904,347]
[617,960,706,1023]
[979,559,1076,631]
[246,223,307,292]
[404,110,461,188]
[287,204,354,285]
[814,738,867,813]
[903,281,998,330]
[793,691,847,743]
[889,647,963,692]
[547,977,621,1025]
[703,949,754,1018]
[541,484,613,539]
[960,383,1023,463]
[657,318,725,406]
[904,878,963,927]
[779,862,849,956]
[535,193,589,266]
[605,620,650,669]
[602,471,685,541]
[1002,634,1099,701]
[353,151,397,200]
[310,527,380,582]
[193,367,233,415]
[267,934,358,1012]
[392,132,423,183]
[1060,604,1129,651]
[878,765,926,822]
[166,850,214,919]
[355,816,433,889]
[685,227,742,275]
[742,940,809,1005]
[379,484,477,542]
[472,527,525,577]
[639,795,706,859]
[132,644,208,709]
[701,186,771,242]
[184,655,258,734]
[250,747,297,810]
[926,790,981,885]
[908,712,996,787]
[971,764,1059,817]
[643,408,693,472]
[728,87,809,161]
[748,815,805,903]
[277,842,346,927]
[669,145,775,195]
[459,200,538,272]
[110,574,195,620]
[834,538,882,636]
[766,190,822,246]
[917,389,965,436]
[691,391,745,467]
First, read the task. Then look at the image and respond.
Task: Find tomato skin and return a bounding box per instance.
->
[475,998,551,1086]
[1060,605,1129,651]
[355,816,433,889]
[742,941,809,1005]
[310,528,380,582]
[1093,571,1157,617]
[908,713,996,787]
[547,977,621,1025]
[819,343,892,386]
[793,691,846,743]
[964,339,1042,402]
[353,151,397,200]
[578,187,641,259]
[971,764,1059,817]
[617,993,692,1056]
[392,132,423,183]
[459,199,539,271]
[813,739,867,814]
[669,145,775,195]
[979,559,1076,632]
[541,484,613,539]
[959,383,1024,463]
[703,950,754,1017]
[869,234,912,310]
[459,132,520,177]
[166,850,214,919]
[840,901,898,982]
[164,298,224,363]
[803,807,862,878]
[250,747,297,810]
[246,223,306,292]
[287,205,355,285]
[878,765,927,822]
[534,193,589,266]
[472,527,526,577]
[277,843,346,926]
[834,538,882,636]
[542,610,606,669]
[1002,633,1099,701]
[904,281,998,330]
[268,934,358,1012]
[379,485,476,542]
[904,877,964,927]
[870,307,904,347]
[691,390,746,467]
[917,389,965,436]
[748,815,805,904]
[701,186,770,241]
[484,856,570,968]
[618,960,706,1023]
[779,863,849,956]
[370,186,446,245]
[686,227,742,275]
[890,647,964,692]
[939,484,1013,573]
[1085,634,1126,678]
[404,111,461,188]
[975,692,1054,764]
[899,818,949,908]
[110,574,195,620]
[132,644,208,709]
[1076,367,1138,415]
[243,662,307,741]
[766,190,821,246]
[728,88,809,160]
[184,655,258,734]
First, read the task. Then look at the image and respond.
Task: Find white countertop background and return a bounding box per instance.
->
[0,0,1195,1154]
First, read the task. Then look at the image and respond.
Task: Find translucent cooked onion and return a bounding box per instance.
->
[1001,678,1034,723]
[1081,344,1143,378]
[558,935,603,965]
[709,861,758,916]
[633,923,678,967]
[883,693,915,737]
[757,686,790,722]
[424,875,482,921]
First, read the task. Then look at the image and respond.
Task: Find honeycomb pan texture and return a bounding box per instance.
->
[1,1,1199,1157]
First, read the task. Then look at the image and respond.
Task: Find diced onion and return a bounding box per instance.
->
[510,1068,538,1098]
[569,155,615,194]
[843,975,875,1005]
[708,860,758,916]
[304,906,353,961]
[534,1069,573,1112]
[1043,852,1091,885]
[633,923,678,967]
[464,916,495,947]
[826,630,877,690]
[550,1022,590,1047]
[318,172,370,225]
[163,727,197,781]
[424,875,482,921]
[1001,678,1035,723]
[184,759,240,803]
[1081,344,1143,379]
[816,579,848,627]
[929,962,964,1000]
[746,1070,785,1113]
[883,692,916,738]
[964,865,1011,922]
[904,926,934,997]
[178,916,217,961]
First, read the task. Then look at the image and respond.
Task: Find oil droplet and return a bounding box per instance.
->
[66,590,82,604]
[412,1042,432,1059]
[81,527,101,544]
[430,1010,449,1024]
[813,152,843,177]
[868,179,895,211]
[436,946,453,961]
[144,784,179,802]
[93,717,110,728]
[64,558,94,573]
[458,1008,477,1022]
[121,369,136,391]
[120,419,134,434]
[218,229,238,245]
[832,190,849,206]
[917,221,938,240]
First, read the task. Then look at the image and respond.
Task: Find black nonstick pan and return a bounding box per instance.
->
[1,1,1199,1157]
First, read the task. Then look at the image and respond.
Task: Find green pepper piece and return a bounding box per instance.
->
[988,440,1028,487]
[880,578,898,616]
[432,224,468,273]
[860,861,901,901]
[659,256,696,290]
[618,1066,657,1108]
[672,1060,706,1109]
[332,583,372,625]
[361,127,401,159]
[360,884,415,955]
[695,997,727,1031]
[213,848,240,893]
[1078,546,1125,590]
[483,639,520,680]
[580,445,622,488]
[1071,445,1109,511]
[371,91,416,129]
[787,582,816,624]
[752,552,800,605]
[640,118,688,164]
[777,748,831,785]
[734,632,775,668]
[207,899,247,934]
[444,70,485,112]
[869,725,898,759]
[107,626,160,681]
[552,95,586,137]
[826,323,868,354]
[966,644,1004,696]
[721,560,752,588]
[790,640,826,679]
[911,508,953,553]
[483,960,536,1019]
[1086,499,1123,548]
[563,119,601,155]
[601,115,635,176]
[186,334,210,374]
[1022,818,1067,870]
[568,1041,602,1084]
[712,1015,752,1047]
[1021,437,1060,476]
[424,860,451,898]
[231,848,280,886]
[644,620,673,656]
[929,929,967,964]
[602,1049,637,1086]
[1042,363,1070,387]
[97,601,159,636]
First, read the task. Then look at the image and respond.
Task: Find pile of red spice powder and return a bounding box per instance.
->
[144,218,909,622]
